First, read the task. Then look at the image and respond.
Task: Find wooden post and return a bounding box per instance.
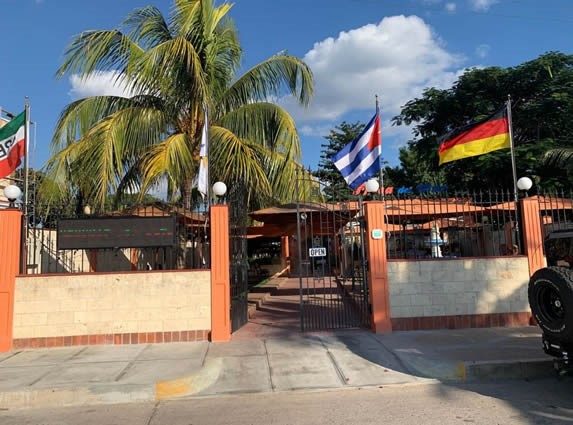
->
[520,197,544,276]
[364,201,392,333]
[210,205,231,342]
[0,209,22,352]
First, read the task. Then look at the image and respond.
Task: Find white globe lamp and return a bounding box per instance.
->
[517,177,533,192]
[4,185,21,208]
[365,179,380,195]
[212,181,227,204]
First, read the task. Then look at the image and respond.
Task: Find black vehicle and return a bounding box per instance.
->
[528,229,573,374]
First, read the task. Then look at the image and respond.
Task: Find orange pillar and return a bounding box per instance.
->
[130,248,138,271]
[520,197,544,276]
[281,236,290,272]
[364,201,392,333]
[88,250,98,272]
[0,209,22,352]
[210,205,231,342]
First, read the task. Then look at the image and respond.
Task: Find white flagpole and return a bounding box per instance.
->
[197,105,209,206]
[506,95,521,252]
[205,105,210,205]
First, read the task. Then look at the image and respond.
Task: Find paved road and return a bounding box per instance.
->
[2,378,572,425]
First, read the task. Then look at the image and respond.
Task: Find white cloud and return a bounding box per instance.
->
[68,71,137,100]
[445,2,457,13]
[469,0,499,11]
[475,44,491,58]
[299,124,335,138]
[286,15,464,124]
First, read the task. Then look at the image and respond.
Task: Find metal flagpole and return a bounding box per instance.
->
[21,98,30,274]
[375,95,385,201]
[506,95,521,252]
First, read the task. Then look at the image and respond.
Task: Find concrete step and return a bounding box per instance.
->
[247,292,270,309]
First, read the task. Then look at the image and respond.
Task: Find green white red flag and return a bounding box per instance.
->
[0,111,25,178]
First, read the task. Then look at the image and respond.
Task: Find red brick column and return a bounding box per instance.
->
[0,209,22,352]
[364,201,392,333]
[210,205,231,342]
[520,197,544,276]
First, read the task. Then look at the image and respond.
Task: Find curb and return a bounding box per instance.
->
[390,351,556,382]
[462,358,556,381]
[0,383,155,410]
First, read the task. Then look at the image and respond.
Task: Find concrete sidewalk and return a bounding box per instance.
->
[0,326,556,410]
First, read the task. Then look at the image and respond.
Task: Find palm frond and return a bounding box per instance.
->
[121,5,173,48]
[140,133,195,195]
[127,36,208,104]
[542,148,573,169]
[56,30,143,78]
[219,102,301,159]
[52,96,138,152]
[41,142,90,204]
[221,53,314,114]
[209,125,272,197]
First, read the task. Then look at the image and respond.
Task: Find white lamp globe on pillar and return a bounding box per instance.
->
[365,178,380,197]
[517,176,533,196]
[212,181,227,204]
[4,185,22,208]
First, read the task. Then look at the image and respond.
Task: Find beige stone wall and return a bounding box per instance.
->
[13,270,211,338]
[388,257,530,318]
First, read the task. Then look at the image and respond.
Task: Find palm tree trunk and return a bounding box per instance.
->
[181,175,195,209]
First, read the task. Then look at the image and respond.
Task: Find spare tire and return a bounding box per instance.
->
[528,266,573,341]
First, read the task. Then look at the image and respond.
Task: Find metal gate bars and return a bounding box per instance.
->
[228,184,249,332]
[295,175,370,331]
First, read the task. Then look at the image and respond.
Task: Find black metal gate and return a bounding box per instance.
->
[294,174,370,331]
[228,185,249,332]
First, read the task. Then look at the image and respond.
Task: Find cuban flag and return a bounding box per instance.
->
[331,110,381,190]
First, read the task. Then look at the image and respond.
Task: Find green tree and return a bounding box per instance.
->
[43,0,314,210]
[313,122,364,201]
[392,52,573,191]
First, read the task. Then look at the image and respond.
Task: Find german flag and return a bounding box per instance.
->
[438,107,510,165]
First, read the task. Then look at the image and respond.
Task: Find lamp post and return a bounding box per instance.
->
[3,185,22,208]
[514,176,533,255]
[212,181,227,204]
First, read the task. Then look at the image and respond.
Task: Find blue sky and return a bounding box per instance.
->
[1,0,572,172]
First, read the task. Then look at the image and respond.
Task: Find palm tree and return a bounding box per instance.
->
[44,0,314,210]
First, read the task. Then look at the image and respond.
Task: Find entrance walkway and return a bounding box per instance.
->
[232,276,368,340]
[232,277,302,341]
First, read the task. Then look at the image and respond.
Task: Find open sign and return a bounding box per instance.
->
[309,247,326,257]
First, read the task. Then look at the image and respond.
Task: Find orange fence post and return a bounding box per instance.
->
[0,209,22,352]
[364,201,392,333]
[281,236,290,272]
[130,248,138,271]
[520,197,544,276]
[210,205,231,342]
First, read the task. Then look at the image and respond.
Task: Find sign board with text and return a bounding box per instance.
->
[57,216,177,250]
[309,247,327,257]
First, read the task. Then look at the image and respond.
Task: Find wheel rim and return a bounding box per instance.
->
[536,279,565,328]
